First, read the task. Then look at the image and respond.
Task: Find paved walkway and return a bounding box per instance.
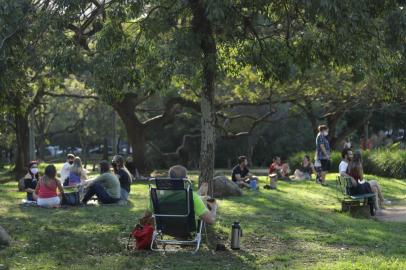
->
[375,205,406,222]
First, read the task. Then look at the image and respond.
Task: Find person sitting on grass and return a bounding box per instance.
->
[112,155,132,201]
[60,153,75,185]
[268,156,290,181]
[65,157,88,186]
[292,155,315,180]
[143,165,218,225]
[231,156,258,188]
[21,161,40,201]
[339,149,390,210]
[81,161,121,205]
[35,164,65,208]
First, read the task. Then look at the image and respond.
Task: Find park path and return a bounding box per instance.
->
[375,205,406,222]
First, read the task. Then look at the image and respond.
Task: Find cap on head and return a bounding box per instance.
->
[67,154,75,159]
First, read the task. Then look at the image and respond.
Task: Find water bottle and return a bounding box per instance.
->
[231,222,242,250]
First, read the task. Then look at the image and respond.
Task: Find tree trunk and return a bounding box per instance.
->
[190,0,217,196]
[14,112,30,176]
[37,136,46,161]
[130,128,146,174]
[113,103,148,173]
[326,112,342,150]
[103,138,109,161]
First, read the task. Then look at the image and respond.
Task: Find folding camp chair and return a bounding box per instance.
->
[149,178,204,252]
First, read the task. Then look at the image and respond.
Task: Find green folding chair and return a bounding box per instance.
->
[149,178,204,252]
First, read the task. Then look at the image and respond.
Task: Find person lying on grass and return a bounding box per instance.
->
[81,161,121,205]
[143,165,218,225]
[232,156,258,188]
[35,164,65,208]
[339,149,390,210]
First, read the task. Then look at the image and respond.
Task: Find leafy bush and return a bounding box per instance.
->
[289,149,406,179]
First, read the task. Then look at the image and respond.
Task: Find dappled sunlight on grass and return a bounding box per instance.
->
[1,173,406,269]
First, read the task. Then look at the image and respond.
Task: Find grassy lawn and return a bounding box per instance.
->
[1,169,406,270]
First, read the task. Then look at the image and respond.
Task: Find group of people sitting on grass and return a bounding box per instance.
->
[231,155,316,190]
[230,148,390,209]
[21,154,133,208]
[21,156,219,226]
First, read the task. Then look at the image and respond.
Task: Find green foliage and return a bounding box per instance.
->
[363,149,406,179]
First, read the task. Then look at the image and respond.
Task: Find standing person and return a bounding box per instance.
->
[112,155,132,201]
[35,164,65,208]
[81,161,121,205]
[60,154,75,185]
[231,156,257,188]
[315,125,330,186]
[66,157,88,186]
[22,161,40,201]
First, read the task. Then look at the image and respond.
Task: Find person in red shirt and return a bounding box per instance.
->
[35,165,65,208]
[268,156,290,180]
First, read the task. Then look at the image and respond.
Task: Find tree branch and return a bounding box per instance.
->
[148,134,200,157]
[217,111,273,139]
[142,97,200,127]
[43,91,99,100]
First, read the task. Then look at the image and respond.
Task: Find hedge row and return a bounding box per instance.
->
[288,149,406,179]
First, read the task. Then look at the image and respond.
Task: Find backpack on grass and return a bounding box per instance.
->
[127,216,154,250]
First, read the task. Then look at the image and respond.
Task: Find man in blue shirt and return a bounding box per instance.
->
[315,125,330,186]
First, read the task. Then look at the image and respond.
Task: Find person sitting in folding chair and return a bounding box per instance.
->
[143,165,218,251]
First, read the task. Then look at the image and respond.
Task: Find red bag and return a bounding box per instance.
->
[130,224,154,250]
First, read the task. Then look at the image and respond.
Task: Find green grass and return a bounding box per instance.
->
[1,171,406,269]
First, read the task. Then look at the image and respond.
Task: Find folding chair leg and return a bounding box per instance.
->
[150,231,159,251]
[194,234,201,253]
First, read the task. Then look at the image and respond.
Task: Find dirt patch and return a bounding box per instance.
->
[375,205,406,222]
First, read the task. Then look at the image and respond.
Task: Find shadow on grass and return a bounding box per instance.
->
[220,184,406,258]
[0,212,258,270]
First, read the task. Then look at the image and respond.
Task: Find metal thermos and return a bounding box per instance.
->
[231,222,242,250]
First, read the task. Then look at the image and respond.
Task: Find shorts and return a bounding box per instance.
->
[37,196,60,207]
[320,159,331,172]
